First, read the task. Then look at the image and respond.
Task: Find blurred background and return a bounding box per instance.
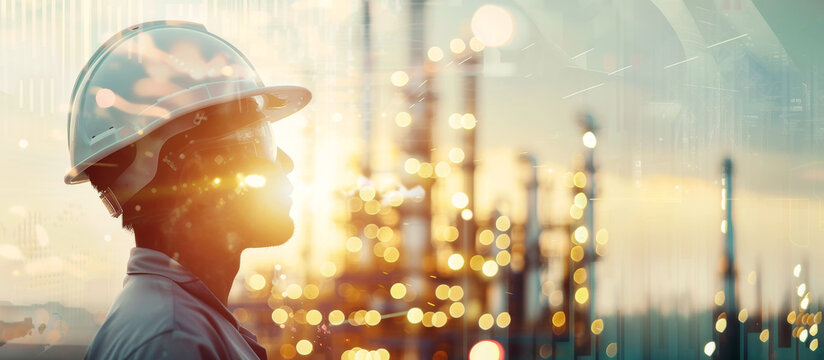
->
[1,0,823,359]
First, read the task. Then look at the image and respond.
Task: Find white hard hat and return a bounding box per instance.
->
[65,21,310,216]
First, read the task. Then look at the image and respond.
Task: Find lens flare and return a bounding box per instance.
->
[244,174,267,188]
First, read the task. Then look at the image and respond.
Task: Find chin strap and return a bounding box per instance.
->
[100,187,124,217]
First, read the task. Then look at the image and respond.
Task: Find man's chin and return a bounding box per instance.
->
[247,218,294,248]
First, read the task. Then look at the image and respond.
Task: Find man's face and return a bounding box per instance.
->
[171,110,296,251]
[227,147,296,249]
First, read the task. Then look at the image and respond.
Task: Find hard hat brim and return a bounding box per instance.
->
[64,85,311,185]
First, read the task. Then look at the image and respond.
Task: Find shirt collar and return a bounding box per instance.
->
[126,247,197,283]
[125,247,238,328]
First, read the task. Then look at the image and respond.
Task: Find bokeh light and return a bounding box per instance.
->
[296,339,313,355]
[591,318,604,335]
[448,286,464,301]
[575,287,589,304]
[448,148,465,163]
[478,230,494,245]
[482,260,499,277]
[495,250,511,266]
[469,37,485,52]
[495,216,511,232]
[447,253,465,270]
[271,308,288,325]
[606,343,618,357]
[306,310,322,325]
[329,310,345,326]
[478,313,494,330]
[449,302,465,318]
[449,38,466,54]
[390,283,407,299]
[552,311,566,327]
[407,308,423,324]
[435,284,450,300]
[95,88,116,108]
[496,312,511,328]
[427,46,444,62]
[390,70,409,87]
[573,226,589,244]
[469,340,504,360]
[583,131,597,148]
[452,192,469,209]
[247,274,266,291]
[704,341,716,356]
[470,5,514,47]
[495,234,511,249]
[395,112,412,127]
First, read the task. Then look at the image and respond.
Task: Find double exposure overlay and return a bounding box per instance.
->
[0,0,822,359]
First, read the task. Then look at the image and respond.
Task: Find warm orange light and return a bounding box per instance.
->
[478,314,494,330]
[552,311,566,327]
[244,174,266,188]
[320,261,337,278]
[452,192,469,209]
[447,253,465,270]
[495,216,511,231]
[478,230,494,245]
[328,310,345,325]
[390,283,407,299]
[482,260,499,277]
[271,308,288,324]
[395,112,412,127]
[365,310,381,326]
[407,307,423,324]
[295,339,313,355]
[591,318,604,335]
[469,340,504,360]
[435,284,450,300]
[449,302,465,318]
[306,310,322,325]
[247,273,266,291]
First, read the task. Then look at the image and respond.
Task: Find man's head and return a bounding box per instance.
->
[65,21,310,253]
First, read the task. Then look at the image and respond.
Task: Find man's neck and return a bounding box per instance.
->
[175,250,241,305]
[136,227,242,306]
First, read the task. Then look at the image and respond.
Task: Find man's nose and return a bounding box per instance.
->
[276,148,294,175]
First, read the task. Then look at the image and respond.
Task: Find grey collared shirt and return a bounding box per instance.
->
[85,248,267,360]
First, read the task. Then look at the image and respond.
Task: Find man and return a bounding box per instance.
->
[64,21,310,359]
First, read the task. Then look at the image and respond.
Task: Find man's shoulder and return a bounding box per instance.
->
[85,274,217,359]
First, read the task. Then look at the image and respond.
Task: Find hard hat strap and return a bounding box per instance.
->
[104,111,203,217]
[100,187,124,217]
